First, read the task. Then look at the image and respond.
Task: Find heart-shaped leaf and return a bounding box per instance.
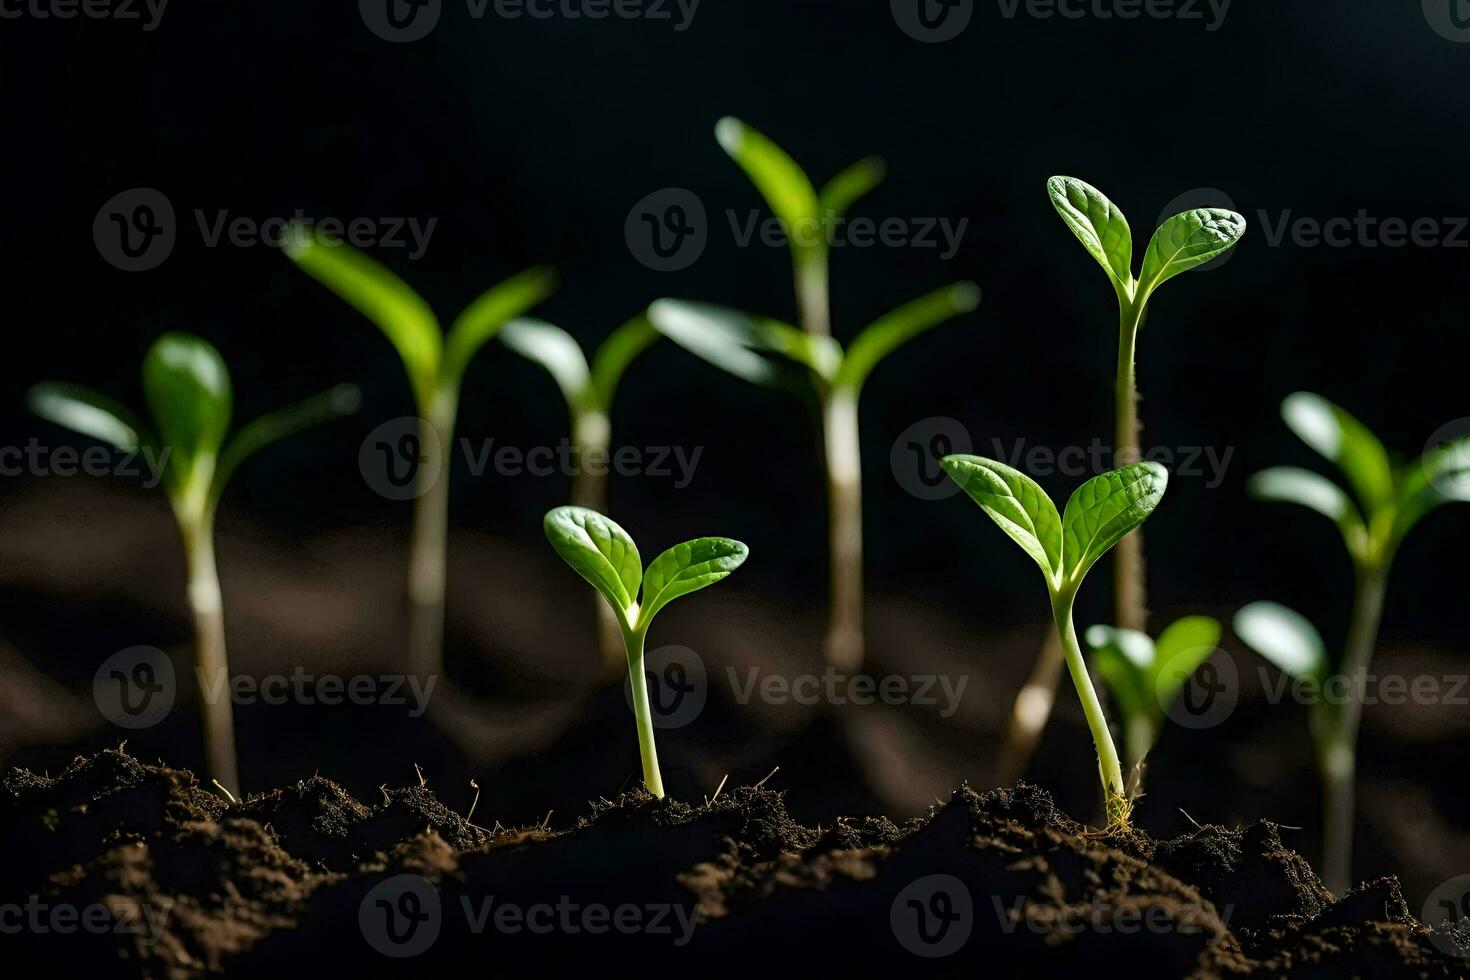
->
[142,333,233,499]
[639,537,749,625]
[443,267,559,386]
[544,506,643,623]
[1281,392,1394,515]
[1137,208,1246,297]
[817,155,886,220]
[834,281,980,393]
[500,318,593,414]
[1048,176,1134,289]
[1234,601,1327,682]
[1061,461,1169,584]
[715,116,818,241]
[27,382,149,451]
[940,455,1063,585]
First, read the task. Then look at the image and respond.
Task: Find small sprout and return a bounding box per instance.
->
[285,226,556,681]
[651,117,978,673]
[1237,392,1470,894]
[543,506,748,798]
[1085,616,1222,787]
[29,332,360,794]
[941,456,1168,828]
[500,315,660,676]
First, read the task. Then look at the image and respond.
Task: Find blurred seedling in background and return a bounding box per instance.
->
[1236,392,1470,894]
[500,315,660,676]
[998,178,1244,787]
[543,506,747,798]
[941,456,1169,829]
[650,115,980,673]
[1085,616,1222,792]
[285,226,555,684]
[29,332,360,795]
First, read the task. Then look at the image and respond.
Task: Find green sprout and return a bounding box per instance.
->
[1085,616,1222,787]
[543,506,748,798]
[499,315,660,676]
[1235,392,1470,894]
[28,332,360,794]
[650,116,980,672]
[941,456,1169,828]
[284,227,555,682]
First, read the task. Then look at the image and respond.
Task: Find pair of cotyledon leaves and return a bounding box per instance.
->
[1086,616,1222,734]
[1047,176,1246,303]
[648,117,980,394]
[544,506,747,635]
[28,333,359,515]
[939,455,1169,596]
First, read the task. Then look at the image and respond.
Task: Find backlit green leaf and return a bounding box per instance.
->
[443,267,558,385]
[834,281,980,392]
[544,506,643,622]
[1151,615,1222,703]
[500,318,592,414]
[1281,392,1394,515]
[715,116,818,238]
[817,156,886,220]
[1048,176,1134,289]
[1234,601,1327,681]
[27,383,148,452]
[940,455,1063,584]
[639,537,749,625]
[142,333,233,496]
[647,299,836,389]
[589,315,659,412]
[1137,208,1246,296]
[1061,461,1168,583]
[212,383,361,505]
[1086,624,1155,724]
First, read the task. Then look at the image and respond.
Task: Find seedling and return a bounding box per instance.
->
[285,226,555,681]
[1085,616,1222,786]
[997,179,1245,787]
[1235,392,1470,894]
[543,506,748,797]
[28,332,360,794]
[941,455,1168,827]
[650,116,980,672]
[500,315,660,675]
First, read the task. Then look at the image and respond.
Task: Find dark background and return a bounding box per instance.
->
[1,0,1468,904]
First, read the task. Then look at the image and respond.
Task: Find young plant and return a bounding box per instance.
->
[650,116,980,672]
[543,506,748,798]
[1085,616,1221,786]
[285,227,556,682]
[940,455,1168,827]
[1235,392,1470,894]
[997,179,1246,786]
[28,332,360,794]
[499,315,660,676]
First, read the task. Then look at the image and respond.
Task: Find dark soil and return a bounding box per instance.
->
[3,750,1465,977]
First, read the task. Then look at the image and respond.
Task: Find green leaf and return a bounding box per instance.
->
[1393,434,1470,542]
[27,383,149,451]
[1281,392,1394,515]
[500,318,592,415]
[817,156,886,219]
[1151,615,1222,703]
[284,224,443,409]
[638,537,749,626]
[443,267,559,386]
[1047,176,1134,289]
[1137,208,1247,296]
[212,384,361,505]
[940,455,1063,585]
[142,333,233,498]
[1060,461,1168,583]
[647,299,837,389]
[589,315,659,412]
[715,116,819,242]
[834,281,981,392]
[544,507,643,623]
[1234,601,1327,681]
[1248,466,1368,556]
[1086,624,1156,723]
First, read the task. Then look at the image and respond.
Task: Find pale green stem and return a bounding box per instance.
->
[794,249,831,338]
[1113,297,1149,633]
[407,389,455,683]
[622,623,664,798]
[1052,584,1128,826]
[822,385,864,672]
[180,513,239,796]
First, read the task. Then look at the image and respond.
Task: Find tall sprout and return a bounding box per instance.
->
[29,332,359,793]
[285,227,555,682]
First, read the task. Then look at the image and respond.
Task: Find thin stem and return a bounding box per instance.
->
[794,250,831,338]
[822,386,864,671]
[569,409,623,680]
[1113,299,1148,632]
[996,625,1064,785]
[1319,562,1389,894]
[407,390,455,683]
[181,517,239,796]
[622,624,665,798]
[1052,585,1128,827]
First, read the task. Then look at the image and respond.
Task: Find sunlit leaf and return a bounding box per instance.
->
[443,267,558,385]
[834,281,980,392]
[1048,176,1134,289]
[639,537,749,625]
[500,318,593,414]
[817,156,886,219]
[544,506,643,622]
[142,332,233,496]
[1060,461,1169,583]
[940,455,1063,584]
[212,384,361,504]
[1137,208,1246,296]
[27,383,148,452]
[1281,392,1394,514]
[1234,601,1327,681]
